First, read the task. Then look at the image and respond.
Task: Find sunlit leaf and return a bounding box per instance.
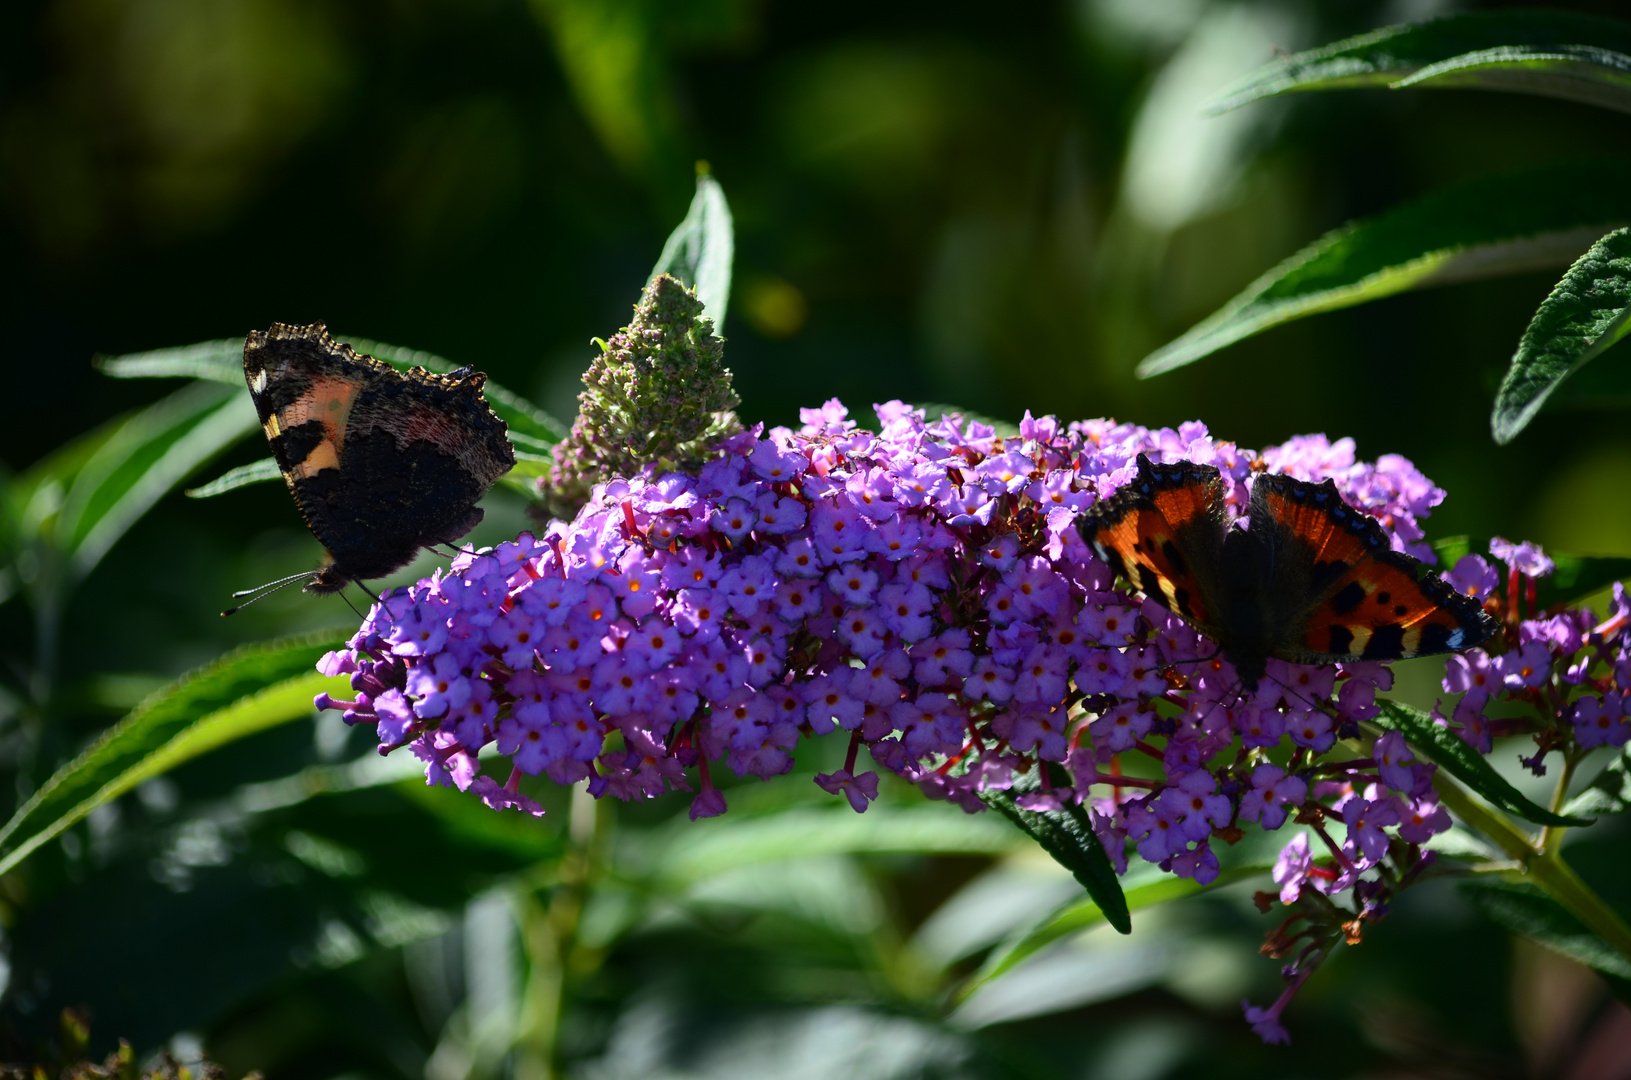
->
[1492,226,1631,443]
[1374,701,1591,828]
[643,803,1017,890]
[1137,160,1631,377]
[185,456,283,498]
[1394,44,1631,115]
[978,765,1130,934]
[1208,10,1631,114]
[0,631,348,877]
[650,170,734,329]
[960,862,1268,997]
[1461,880,1631,1004]
[94,338,243,385]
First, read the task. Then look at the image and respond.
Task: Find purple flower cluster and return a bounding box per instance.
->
[317,402,1457,868]
[316,401,1492,1041]
[1438,541,1631,759]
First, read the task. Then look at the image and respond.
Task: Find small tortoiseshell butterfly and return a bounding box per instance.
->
[237,322,514,602]
[1080,454,1497,690]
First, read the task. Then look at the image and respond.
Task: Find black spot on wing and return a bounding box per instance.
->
[1160,539,1188,576]
[1330,581,1367,615]
[1136,563,1170,609]
[1172,586,1192,618]
[1327,625,1354,654]
[1362,623,1407,659]
[276,419,327,468]
[1419,623,1452,653]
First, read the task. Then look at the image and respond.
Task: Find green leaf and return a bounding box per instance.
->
[1374,701,1592,828]
[977,765,1131,934]
[95,338,244,385]
[646,803,1017,891]
[1462,880,1631,1003]
[1562,745,1631,818]
[0,630,348,877]
[650,169,734,329]
[1492,227,1631,443]
[1137,159,1631,377]
[15,381,258,585]
[186,456,283,498]
[961,863,1268,996]
[1208,10,1631,114]
[1395,45,1631,116]
[913,403,1021,439]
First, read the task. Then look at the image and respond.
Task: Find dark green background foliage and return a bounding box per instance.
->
[3,0,1631,1077]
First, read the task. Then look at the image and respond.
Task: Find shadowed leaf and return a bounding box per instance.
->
[978,764,1131,934]
[1374,701,1591,828]
[0,631,349,877]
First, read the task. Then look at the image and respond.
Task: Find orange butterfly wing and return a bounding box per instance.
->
[1252,474,1497,664]
[1081,455,1229,639]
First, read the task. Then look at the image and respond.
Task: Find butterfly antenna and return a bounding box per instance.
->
[229,569,315,599]
[221,572,313,617]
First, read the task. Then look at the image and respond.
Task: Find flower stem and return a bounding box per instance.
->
[1434,770,1631,964]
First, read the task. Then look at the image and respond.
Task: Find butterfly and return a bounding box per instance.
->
[1078,454,1497,690]
[231,322,514,610]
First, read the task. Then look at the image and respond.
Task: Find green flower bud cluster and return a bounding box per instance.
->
[538,273,740,519]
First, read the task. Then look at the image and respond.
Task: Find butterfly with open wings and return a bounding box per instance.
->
[1078,454,1498,690]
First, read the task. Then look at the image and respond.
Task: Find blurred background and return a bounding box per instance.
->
[4,0,1631,1076]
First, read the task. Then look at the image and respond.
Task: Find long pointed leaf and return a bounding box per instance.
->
[1138,159,1631,377]
[13,381,257,584]
[64,387,258,578]
[94,338,243,385]
[1395,44,1631,116]
[645,803,1017,890]
[1374,701,1591,827]
[1209,10,1631,114]
[959,863,1268,998]
[186,456,283,498]
[1492,226,1631,443]
[1562,745,1631,819]
[650,170,734,329]
[1462,880,1631,1003]
[978,765,1131,934]
[0,631,348,877]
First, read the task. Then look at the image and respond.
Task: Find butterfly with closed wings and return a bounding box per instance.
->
[226,322,515,614]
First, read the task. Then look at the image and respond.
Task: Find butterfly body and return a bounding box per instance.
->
[1080,454,1496,689]
[243,322,515,593]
